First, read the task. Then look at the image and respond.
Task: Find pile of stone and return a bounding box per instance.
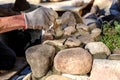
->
[23,10,120,80]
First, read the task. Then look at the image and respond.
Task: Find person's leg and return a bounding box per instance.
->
[0,41,16,70]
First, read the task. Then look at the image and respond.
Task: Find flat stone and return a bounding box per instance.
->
[108,54,120,60]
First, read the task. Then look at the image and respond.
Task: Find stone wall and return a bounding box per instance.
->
[23,11,120,80]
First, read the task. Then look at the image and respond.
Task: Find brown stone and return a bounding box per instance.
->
[64,37,82,48]
[64,26,76,36]
[54,48,92,75]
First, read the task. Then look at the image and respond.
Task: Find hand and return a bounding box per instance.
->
[24,6,58,30]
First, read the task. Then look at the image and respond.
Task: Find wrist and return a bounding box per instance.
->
[21,13,27,30]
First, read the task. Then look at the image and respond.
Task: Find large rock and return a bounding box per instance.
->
[25,44,56,78]
[54,48,92,75]
[85,42,111,59]
[90,59,120,80]
[46,75,73,80]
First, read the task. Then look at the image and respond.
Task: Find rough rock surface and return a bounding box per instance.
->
[54,48,92,75]
[85,42,111,58]
[25,44,56,78]
[90,59,120,80]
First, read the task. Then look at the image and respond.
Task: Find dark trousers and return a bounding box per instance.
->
[0,41,16,70]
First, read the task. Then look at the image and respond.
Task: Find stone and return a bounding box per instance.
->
[42,32,54,42]
[64,26,76,36]
[108,54,120,60]
[61,11,76,28]
[54,48,92,75]
[25,44,56,78]
[62,74,89,80]
[64,37,82,48]
[76,23,90,32]
[112,48,120,54]
[75,29,89,36]
[90,59,120,80]
[43,39,67,51]
[90,28,101,41]
[46,75,73,80]
[77,34,95,44]
[54,27,64,39]
[88,23,97,31]
[85,42,111,59]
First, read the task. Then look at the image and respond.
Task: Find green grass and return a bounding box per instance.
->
[100,21,120,51]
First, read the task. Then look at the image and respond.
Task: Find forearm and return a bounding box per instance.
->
[0,14,26,33]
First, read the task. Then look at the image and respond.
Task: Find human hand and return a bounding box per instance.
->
[24,6,58,31]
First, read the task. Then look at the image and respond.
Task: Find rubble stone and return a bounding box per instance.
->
[108,54,120,60]
[90,59,120,80]
[77,34,95,44]
[25,44,55,78]
[54,48,92,75]
[85,42,111,59]
[64,37,82,48]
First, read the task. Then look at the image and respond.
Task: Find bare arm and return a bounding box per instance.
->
[0,14,26,33]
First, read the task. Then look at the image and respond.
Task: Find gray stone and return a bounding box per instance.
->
[91,28,101,40]
[85,42,111,59]
[108,54,120,60]
[77,34,95,44]
[54,27,64,39]
[64,37,82,48]
[25,44,56,78]
[90,59,120,80]
[76,23,90,32]
[61,11,76,28]
[43,39,67,51]
[54,48,92,75]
